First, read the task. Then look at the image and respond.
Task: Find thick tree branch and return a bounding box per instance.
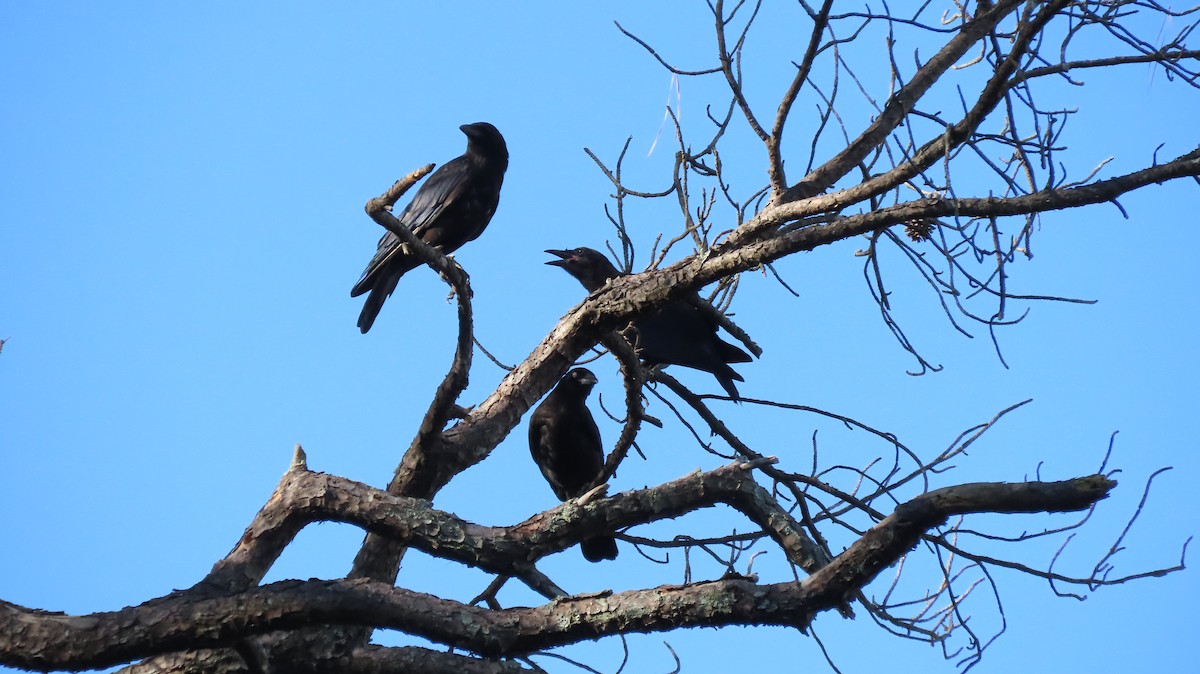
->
[120,643,528,674]
[0,476,1114,670]
[205,456,840,593]
[325,645,531,674]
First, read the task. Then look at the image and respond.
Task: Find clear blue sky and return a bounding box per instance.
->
[2,3,1196,672]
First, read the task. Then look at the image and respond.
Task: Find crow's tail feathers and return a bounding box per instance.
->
[719,338,754,364]
[356,287,387,334]
[581,535,619,563]
[356,272,404,334]
[715,371,742,402]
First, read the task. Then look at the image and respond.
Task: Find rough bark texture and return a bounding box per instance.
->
[0,471,1115,671]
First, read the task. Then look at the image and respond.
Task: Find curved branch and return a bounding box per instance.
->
[207,456,837,588]
[614,21,723,76]
[0,476,1116,670]
[350,167,481,587]
[767,0,834,197]
[714,0,770,143]
[361,171,477,480]
[594,332,648,486]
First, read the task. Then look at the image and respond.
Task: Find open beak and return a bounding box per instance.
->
[545,249,572,267]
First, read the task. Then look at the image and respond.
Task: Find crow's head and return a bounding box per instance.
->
[545,247,622,292]
[460,122,508,164]
[557,368,598,399]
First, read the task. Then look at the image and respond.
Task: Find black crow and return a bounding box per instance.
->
[528,368,618,563]
[545,247,753,400]
[352,122,508,333]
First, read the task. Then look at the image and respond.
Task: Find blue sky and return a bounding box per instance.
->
[2,3,1197,672]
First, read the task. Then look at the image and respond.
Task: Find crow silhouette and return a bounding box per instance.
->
[352,122,508,332]
[528,368,618,562]
[546,247,753,399]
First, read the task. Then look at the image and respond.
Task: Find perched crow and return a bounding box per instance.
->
[351,122,508,333]
[528,368,618,563]
[546,247,753,400]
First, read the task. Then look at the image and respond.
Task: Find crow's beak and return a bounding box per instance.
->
[545,249,572,267]
[576,370,598,386]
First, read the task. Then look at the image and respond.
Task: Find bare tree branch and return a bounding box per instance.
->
[0,476,1115,671]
